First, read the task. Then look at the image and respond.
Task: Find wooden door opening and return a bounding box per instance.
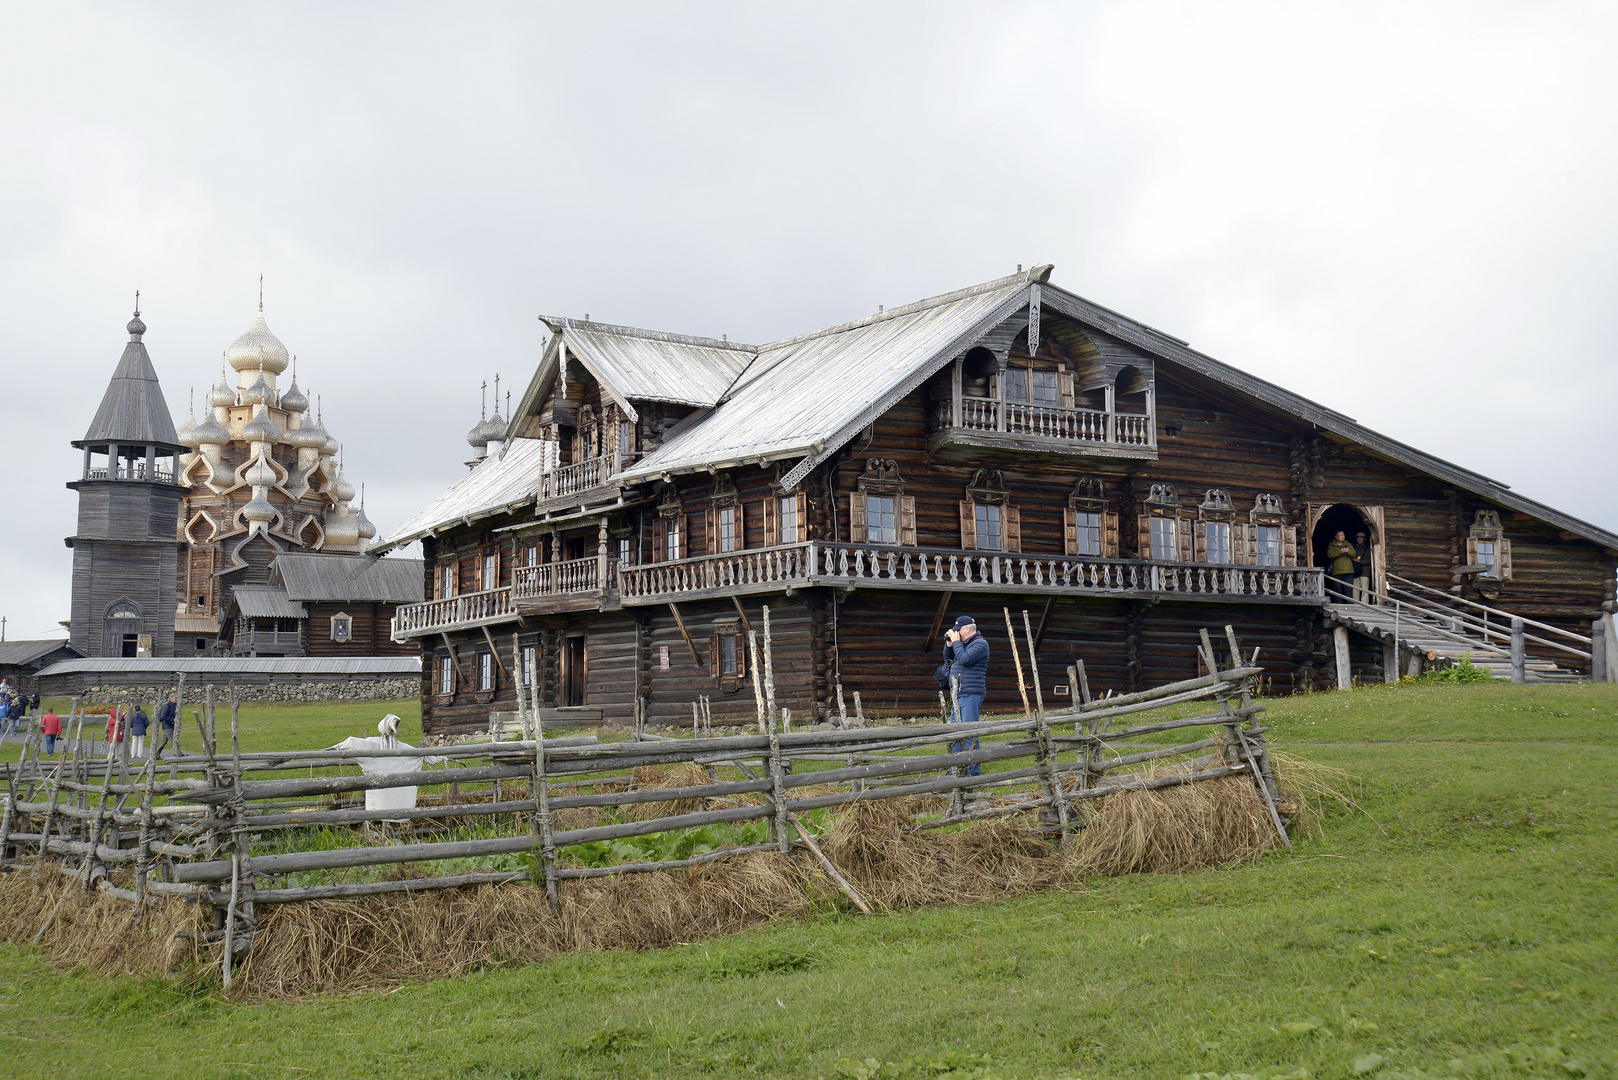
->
[1309,503,1385,602]
[562,634,587,707]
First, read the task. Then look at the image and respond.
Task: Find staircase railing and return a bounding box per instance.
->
[1383,573,1591,661]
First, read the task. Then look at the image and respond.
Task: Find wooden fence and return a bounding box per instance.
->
[1,612,1285,993]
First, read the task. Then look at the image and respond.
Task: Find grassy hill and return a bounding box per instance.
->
[1,681,1614,1079]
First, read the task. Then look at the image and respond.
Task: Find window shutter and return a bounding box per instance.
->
[960,500,977,549]
[1103,510,1120,557]
[1283,526,1299,567]
[734,633,747,678]
[1137,515,1153,560]
[899,495,917,546]
[1178,516,1195,563]
[1498,538,1513,580]
[1233,523,1252,566]
[652,518,666,562]
[1193,521,1207,563]
[709,633,719,679]
[849,494,866,543]
[794,493,807,542]
[705,508,717,556]
[1063,507,1078,556]
[1058,371,1075,409]
[1005,505,1021,553]
[737,503,747,550]
[764,497,778,547]
[678,514,688,559]
[1466,537,1478,566]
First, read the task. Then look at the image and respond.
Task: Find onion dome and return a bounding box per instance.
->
[239,369,274,408]
[480,408,507,447]
[466,414,493,449]
[330,467,357,504]
[176,408,201,449]
[321,428,339,456]
[242,492,276,525]
[355,505,376,541]
[193,410,230,445]
[128,314,147,340]
[228,312,290,376]
[286,415,327,449]
[241,404,284,445]
[279,377,308,414]
[245,455,279,489]
[209,374,237,409]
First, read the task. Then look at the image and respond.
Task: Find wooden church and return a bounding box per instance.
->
[378,267,1618,736]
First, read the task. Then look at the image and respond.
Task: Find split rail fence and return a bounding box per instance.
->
[1,610,1286,992]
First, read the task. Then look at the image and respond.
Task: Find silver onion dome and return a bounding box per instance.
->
[241,404,284,445]
[239,370,274,408]
[330,467,357,504]
[245,456,279,490]
[193,411,230,445]
[209,375,237,409]
[241,492,276,524]
[176,409,201,449]
[355,504,376,541]
[228,312,290,376]
[279,377,308,414]
[286,416,327,449]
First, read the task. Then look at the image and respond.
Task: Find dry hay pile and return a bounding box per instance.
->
[0,869,206,977]
[0,757,1347,998]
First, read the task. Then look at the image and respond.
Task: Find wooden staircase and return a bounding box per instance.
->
[1326,574,1593,684]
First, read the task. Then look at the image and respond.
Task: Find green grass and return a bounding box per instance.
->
[3,683,1617,1079]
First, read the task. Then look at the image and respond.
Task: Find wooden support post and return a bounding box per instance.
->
[1333,625,1352,690]
[1073,660,1092,706]
[1002,608,1032,718]
[1033,596,1056,653]
[835,684,848,727]
[921,590,953,653]
[1025,609,1068,840]
[852,692,864,727]
[1383,640,1398,684]
[530,673,558,910]
[764,621,790,855]
[481,626,509,681]
[668,602,702,667]
[1510,617,1526,684]
[730,596,753,639]
[748,631,767,735]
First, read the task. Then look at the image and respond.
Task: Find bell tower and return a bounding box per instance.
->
[67,301,186,657]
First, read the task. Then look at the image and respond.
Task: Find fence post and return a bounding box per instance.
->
[1510,617,1526,684]
[1333,625,1352,690]
[1592,619,1606,683]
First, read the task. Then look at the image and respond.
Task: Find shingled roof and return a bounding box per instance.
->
[270,553,424,603]
[78,314,181,448]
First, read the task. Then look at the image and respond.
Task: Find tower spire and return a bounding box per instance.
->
[480,379,487,420]
[258,274,264,313]
[134,289,140,317]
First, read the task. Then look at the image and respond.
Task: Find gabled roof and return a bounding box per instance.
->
[38,657,420,677]
[616,271,1037,483]
[271,553,424,603]
[540,319,753,413]
[0,639,81,667]
[378,436,550,550]
[79,321,181,448]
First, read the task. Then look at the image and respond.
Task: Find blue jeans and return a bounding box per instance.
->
[44,733,57,755]
[950,693,983,776]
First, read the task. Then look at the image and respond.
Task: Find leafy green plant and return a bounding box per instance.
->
[1421,653,1494,684]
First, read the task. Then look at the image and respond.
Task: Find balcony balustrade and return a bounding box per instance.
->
[390,586,516,641]
[536,452,621,504]
[615,541,1323,606]
[934,392,1156,457]
[513,556,605,598]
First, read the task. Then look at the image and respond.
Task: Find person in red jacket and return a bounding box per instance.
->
[40,708,62,756]
[107,707,126,748]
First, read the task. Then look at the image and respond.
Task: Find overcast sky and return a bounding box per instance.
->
[2,1,1615,640]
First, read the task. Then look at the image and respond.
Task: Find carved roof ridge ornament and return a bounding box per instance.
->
[1028,283,1041,359]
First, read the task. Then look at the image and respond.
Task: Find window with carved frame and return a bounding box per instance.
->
[1247,493,1298,567]
[849,459,916,547]
[704,474,744,556]
[1064,478,1119,557]
[960,469,1020,552]
[708,620,747,686]
[651,484,687,563]
[1468,510,1512,580]
[1139,483,1192,562]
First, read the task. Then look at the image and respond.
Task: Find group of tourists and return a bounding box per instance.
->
[13,694,179,758]
[1326,529,1373,603]
[0,680,40,736]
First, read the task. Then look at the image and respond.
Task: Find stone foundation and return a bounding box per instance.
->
[70,677,419,706]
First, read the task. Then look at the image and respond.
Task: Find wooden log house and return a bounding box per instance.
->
[377,267,1618,736]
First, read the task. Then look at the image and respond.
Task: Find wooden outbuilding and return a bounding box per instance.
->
[377,267,1618,736]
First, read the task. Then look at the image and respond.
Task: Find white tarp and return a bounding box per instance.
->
[330,737,445,819]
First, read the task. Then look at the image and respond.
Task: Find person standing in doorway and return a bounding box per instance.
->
[1352,530,1372,603]
[152,695,178,758]
[129,703,149,759]
[1327,530,1357,601]
[943,615,990,776]
[40,706,62,756]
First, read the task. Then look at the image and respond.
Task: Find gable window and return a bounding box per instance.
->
[440,564,456,599]
[960,469,1021,553]
[666,518,682,561]
[1004,368,1029,403]
[848,459,916,548]
[439,655,454,695]
[1467,510,1512,580]
[1031,371,1061,407]
[330,612,353,643]
[1064,478,1119,558]
[482,552,499,591]
[479,652,494,691]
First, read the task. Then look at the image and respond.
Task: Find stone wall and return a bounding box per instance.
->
[66,677,419,706]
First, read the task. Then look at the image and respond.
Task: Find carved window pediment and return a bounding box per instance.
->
[657,483,683,519]
[856,459,904,496]
[1250,493,1288,525]
[711,473,739,509]
[966,469,1008,505]
[1145,482,1180,515]
[1069,477,1105,511]
[1199,488,1235,522]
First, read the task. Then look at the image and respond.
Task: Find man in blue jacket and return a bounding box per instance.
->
[152,695,178,759]
[942,615,990,776]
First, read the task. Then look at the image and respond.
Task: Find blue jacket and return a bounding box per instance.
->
[943,633,990,697]
[157,701,177,727]
[129,708,150,736]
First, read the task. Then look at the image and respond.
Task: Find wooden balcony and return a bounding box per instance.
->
[231,630,303,656]
[616,541,1325,606]
[512,556,616,614]
[930,394,1157,460]
[390,587,517,641]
